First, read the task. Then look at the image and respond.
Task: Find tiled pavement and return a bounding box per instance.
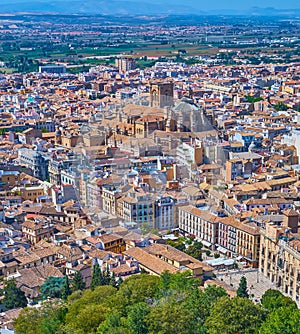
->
[216,269,275,302]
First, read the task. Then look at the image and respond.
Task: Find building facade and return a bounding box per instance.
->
[178,205,219,249]
[154,196,175,230]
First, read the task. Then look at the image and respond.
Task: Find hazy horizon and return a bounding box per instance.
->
[1,0,300,10]
[0,0,299,16]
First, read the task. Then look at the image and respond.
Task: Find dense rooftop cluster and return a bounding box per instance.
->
[0,14,299,333]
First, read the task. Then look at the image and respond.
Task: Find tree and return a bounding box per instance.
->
[72,271,86,291]
[17,272,291,334]
[63,286,116,334]
[245,95,263,103]
[117,274,160,307]
[64,304,109,334]
[168,270,199,292]
[102,265,111,286]
[205,296,267,334]
[14,307,40,334]
[184,284,229,331]
[40,276,65,299]
[274,102,288,111]
[237,276,249,298]
[62,275,71,301]
[140,222,159,236]
[159,270,172,296]
[205,250,211,257]
[97,312,132,334]
[66,286,116,317]
[90,264,103,291]
[117,276,123,288]
[202,284,229,306]
[127,302,150,334]
[3,280,27,310]
[183,287,206,334]
[146,302,193,334]
[261,289,297,311]
[166,239,185,252]
[259,305,300,334]
[110,272,117,288]
[14,304,68,334]
[186,241,203,261]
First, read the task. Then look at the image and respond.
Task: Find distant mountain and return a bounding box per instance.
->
[246,6,300,16]
[0,1,299,16]
[0,0,198,15]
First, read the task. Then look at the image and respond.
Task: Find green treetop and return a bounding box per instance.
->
[237,276,249,298]
[3,280,27,310]
[72,271,86,291]
[90,264,104,291]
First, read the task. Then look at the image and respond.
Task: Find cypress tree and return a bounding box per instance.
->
[62,275,71,300]
[72,271,86,291]
[90,264,103,290]
[237,276,249,298]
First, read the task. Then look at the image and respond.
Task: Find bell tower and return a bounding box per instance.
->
[150,82,174,108]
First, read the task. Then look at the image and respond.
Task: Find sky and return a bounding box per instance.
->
[154,0,300,10]
[1,0,300,9]
[0,0,299,14]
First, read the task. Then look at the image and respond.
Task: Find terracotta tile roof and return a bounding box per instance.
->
[179,205,220,223]
[124,247,178,275]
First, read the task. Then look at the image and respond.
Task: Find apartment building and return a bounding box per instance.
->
[22,217,54,244]
[225,152,263,182]
[20,185,45,202]
[259,211,300,303]
[177,141,204,168]
[154,195,175,230]
[178,205,219,249]
[0,170,20,191]
[217,215,260,266]
[236,223,260,268]
[115,57,136,73]
[18,148,49,181]
[121,187,154,227]
[102,185,122,215]
[218,216,238,256]
[86,233,125,254]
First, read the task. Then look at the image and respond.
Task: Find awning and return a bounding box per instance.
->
[217,246,229,254]
[223,259,235,266]
[201,240,212,248]
[205,258,234,267]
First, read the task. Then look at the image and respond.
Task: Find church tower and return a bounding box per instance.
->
[55,127,62,145]
[150,82,174,108]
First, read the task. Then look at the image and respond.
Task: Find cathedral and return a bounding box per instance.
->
[164,97,213,133]
[150,81,213,133]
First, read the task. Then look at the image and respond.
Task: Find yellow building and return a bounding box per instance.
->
[259,223,300,303]
[134,115,165,138]
[125,243,214,279]
[22,218,55,245]
[20,185,45,202]
[86,233,125,254]
[236,223,260,268]
[0,170,20,190]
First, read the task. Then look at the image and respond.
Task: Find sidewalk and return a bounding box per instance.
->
[216,269,274,302]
